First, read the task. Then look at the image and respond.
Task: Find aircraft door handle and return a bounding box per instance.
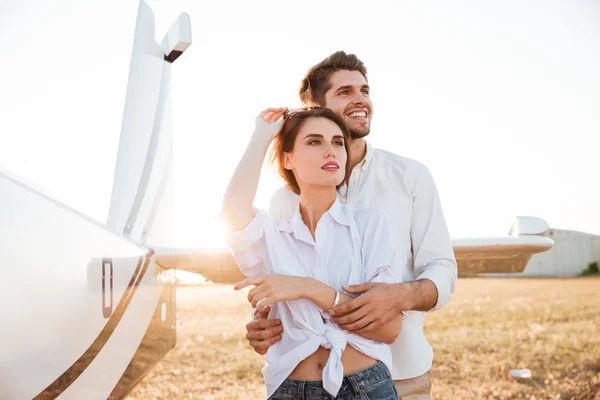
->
[102,258,113,318]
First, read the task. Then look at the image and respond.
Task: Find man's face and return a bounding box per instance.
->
[322,70,373,139]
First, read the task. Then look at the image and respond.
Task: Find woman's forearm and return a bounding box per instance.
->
[221,131,272,231]
[302,278,354,310]
[303,278,402,345]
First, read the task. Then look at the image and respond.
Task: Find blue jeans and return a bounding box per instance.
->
[268,361,399,400]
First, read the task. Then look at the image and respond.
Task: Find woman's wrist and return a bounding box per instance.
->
[300,277,317,301]
[251,128,275,144]
[302,278,337,310]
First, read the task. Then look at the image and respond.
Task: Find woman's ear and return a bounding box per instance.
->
[283,152,294,170]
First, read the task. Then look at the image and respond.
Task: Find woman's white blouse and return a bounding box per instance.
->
[225,199,405,398]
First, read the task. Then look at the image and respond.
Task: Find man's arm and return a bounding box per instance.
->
[245,306,282,356]
[304,279,401,345]
[331,162,457,332]
[409,161,457,312]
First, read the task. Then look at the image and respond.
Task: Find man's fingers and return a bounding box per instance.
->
[338,314,373,331]
[249,333,282,353]
[246,325,283,341]
[253,347,267,356]
[332,303,370,325]
[329,295,367,317]
[353,321,378,336]
[246,318,281,331]
[342,283,373,294]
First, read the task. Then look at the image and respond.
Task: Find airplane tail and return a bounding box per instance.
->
[107,0,191,247]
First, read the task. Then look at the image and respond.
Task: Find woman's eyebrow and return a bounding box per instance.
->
[303,134,344,141]
[303,133,324,139]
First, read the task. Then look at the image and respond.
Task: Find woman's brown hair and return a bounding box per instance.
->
[269,108,352,195]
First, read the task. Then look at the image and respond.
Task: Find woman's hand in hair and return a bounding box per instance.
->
[254,107,287,141]
[235,274,308,313]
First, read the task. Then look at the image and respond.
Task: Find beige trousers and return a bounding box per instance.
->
[393,373,432,400]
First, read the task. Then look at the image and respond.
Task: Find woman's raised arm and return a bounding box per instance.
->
[221,108,287,231]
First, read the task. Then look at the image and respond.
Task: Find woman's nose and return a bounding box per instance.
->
[324,143,336,158]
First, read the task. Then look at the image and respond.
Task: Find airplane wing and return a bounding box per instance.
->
[453,235,553,274]
[153,229,554,283]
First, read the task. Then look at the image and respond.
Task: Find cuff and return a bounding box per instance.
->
[416,261,456,312]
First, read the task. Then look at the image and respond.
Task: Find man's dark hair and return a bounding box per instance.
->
[299,51,368,107]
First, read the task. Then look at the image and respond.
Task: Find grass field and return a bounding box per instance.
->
[126,277,600,400]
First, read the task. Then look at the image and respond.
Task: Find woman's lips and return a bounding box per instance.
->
[321,161,340,171]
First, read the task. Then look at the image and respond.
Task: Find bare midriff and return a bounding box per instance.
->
[287,346,377,381]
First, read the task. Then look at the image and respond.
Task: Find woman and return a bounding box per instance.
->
[221,107,404,399]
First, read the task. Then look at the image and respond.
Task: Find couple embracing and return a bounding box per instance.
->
[220,51,457,400]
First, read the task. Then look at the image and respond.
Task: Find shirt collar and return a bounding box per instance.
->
[357,140,374,173]
[327,197,350,227]
[337,140,374,198]
[284,198,350,241]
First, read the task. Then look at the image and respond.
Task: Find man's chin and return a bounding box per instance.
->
[349,127,370,139]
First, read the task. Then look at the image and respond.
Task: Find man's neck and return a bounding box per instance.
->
[348,138,367,171]
[298,187,337,238]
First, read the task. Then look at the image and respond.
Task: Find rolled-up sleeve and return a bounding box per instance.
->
[225,208,272,277]
[410,163,457,311]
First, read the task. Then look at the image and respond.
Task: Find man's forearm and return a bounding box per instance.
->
[402,279,439,312]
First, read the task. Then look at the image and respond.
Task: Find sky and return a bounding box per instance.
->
[1,0,599,248]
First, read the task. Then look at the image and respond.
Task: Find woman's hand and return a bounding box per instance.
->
[254,107,287,140]
[235,274,307,312]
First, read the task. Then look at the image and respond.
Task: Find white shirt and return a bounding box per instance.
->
[269,141,458,380]
[226,199,405,398]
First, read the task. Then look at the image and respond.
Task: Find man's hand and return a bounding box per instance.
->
[330,282,413,332]
[245,305,283,356]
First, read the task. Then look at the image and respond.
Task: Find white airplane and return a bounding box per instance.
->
[0,2,553,399]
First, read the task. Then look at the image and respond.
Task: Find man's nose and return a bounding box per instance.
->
[351,91,368,105]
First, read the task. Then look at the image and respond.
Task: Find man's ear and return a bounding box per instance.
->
[283,152,294,170]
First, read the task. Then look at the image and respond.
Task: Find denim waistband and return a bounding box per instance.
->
[274,361,392,398]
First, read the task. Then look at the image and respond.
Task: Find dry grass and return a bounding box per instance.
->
[126,277,600,400]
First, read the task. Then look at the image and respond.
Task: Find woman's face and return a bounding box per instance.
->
[283,117,347,191]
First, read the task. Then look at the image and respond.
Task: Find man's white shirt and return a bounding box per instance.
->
[268,141,457,380]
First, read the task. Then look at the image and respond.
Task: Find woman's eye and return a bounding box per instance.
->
[309,140,320,145]
[339,90,349,95]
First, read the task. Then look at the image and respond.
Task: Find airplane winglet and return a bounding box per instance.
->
[161,13,192,63]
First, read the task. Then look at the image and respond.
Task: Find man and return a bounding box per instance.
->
[246,51,457,399]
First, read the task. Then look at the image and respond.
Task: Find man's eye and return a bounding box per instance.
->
[361,90,369,96]
[334,141,344,146]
